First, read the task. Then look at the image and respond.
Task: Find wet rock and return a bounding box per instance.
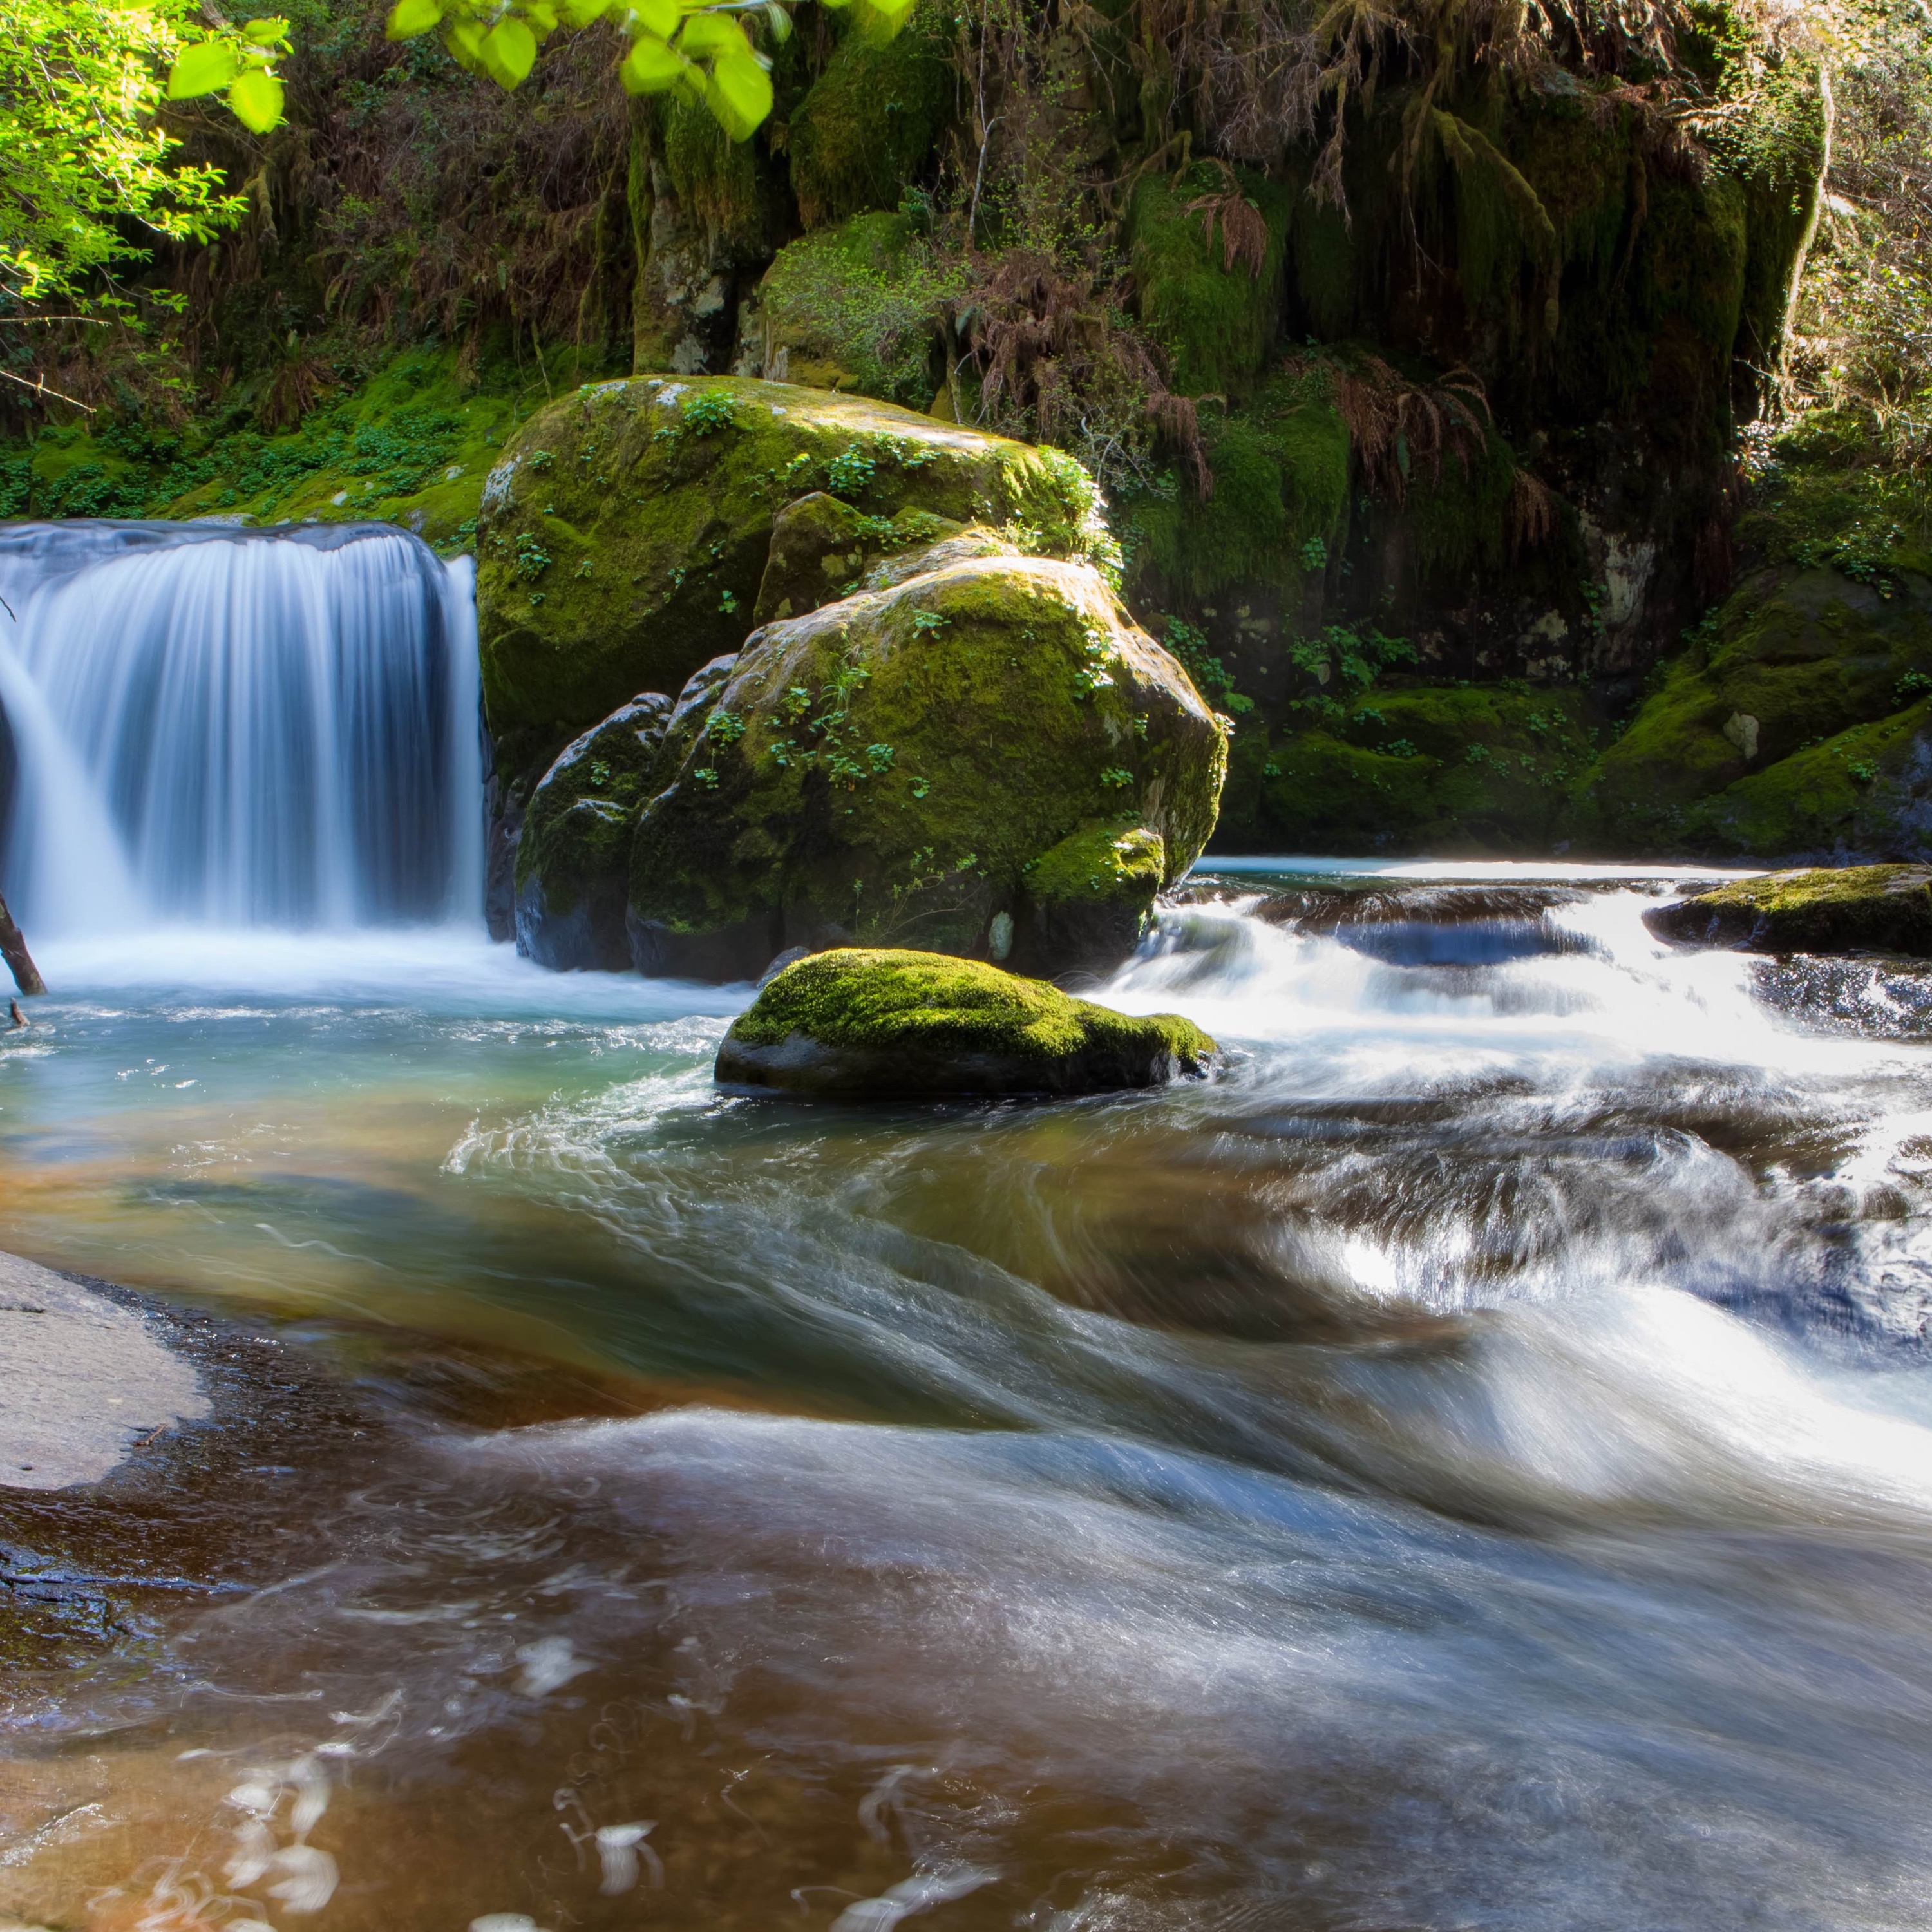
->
[515,692,673,971]
[1645,864,1932,955]
[714,947,1218,1098]
[627,550,1227,981]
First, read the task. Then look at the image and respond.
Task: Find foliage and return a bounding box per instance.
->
[383,0,910,143]
[0,0,253,302]
[164,15,294,133]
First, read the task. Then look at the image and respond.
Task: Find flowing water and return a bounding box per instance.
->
[5,526,1932,1932]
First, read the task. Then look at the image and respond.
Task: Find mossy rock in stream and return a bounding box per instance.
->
[627,550,1227,981]
[474,375,1114,753]
[513,692,672,971]
[1644,864,1932,956]
[715,947,1218,1097]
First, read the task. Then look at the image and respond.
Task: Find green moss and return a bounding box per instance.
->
[788,6,952,229]
[1220,682,1597,855]
[1129,162,1293,399]
[1027,820,1166,908]
[514,697,667,909]
[1130,366,1350,599]
[1649,862,1932,953]
[761,213,964,405]
[662,94,767,255]
[11,345,556,549]
[730,944,1212,1058]
[475,375,1117,748]
[627,550,1227,973]
[1586,562,1932,851]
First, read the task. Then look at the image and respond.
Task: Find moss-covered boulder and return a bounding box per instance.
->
[714,947,1218,1097]
[752,491,974,625]
[628,551,1228,980]
[514,693,672,970]
[1644,865,1932,956]
[475,375,1113,759]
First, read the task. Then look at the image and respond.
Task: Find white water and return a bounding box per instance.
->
[0,520,482,935]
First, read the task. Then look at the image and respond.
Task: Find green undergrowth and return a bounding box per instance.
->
[1216,681,1600,854]
[729,945,1215,1065]
[1,346,578,551]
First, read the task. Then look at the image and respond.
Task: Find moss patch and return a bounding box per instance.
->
[788,6,952,230]
[717,945,1216,1096]
[8,346,556,551]
[1645,863,1932,954]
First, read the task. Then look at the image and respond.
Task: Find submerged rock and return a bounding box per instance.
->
[515,692,672,971]
[714,947,1218,1097]
[475,375,1114,755]
[627,549,1227,981]
[1645,864,1932,955]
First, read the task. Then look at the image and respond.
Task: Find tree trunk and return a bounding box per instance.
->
[0,891,45,996]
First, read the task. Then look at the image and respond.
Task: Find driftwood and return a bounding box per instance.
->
[0,891,44,996]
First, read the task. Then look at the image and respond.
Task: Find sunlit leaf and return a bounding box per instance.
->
[166,38,240,99]
[708,45,772,138]
[762,1,791,41]
[482,15,538,86]
[676,11,744,55]
[523,1,558,33]
[386,0,443,37]
[444,17,487,67]
[618,32,688,91]
[242,17,291,45]
[632,0,679,41]
[560,0,611,22]
[227,66,285,131]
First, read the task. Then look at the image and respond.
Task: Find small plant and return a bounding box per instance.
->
[1465,742,1492,765]
[710,711,746,746]
[527,450,554,471]
[826,445,876,496]
[910,610,949,636]
[1299,535,1328,572]
[682,392,739,436]
[719,589,739,615]
[1846,758,1880,784]
[692,766,720,790]
[587,759,611,787]
[865,743,896,773]
[1383,739,1420,759]
[1898,670,1932,706]
[1100,766,1134,788]
[513,535,551,582]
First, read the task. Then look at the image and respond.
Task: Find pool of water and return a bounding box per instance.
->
[6,870,1932,1932]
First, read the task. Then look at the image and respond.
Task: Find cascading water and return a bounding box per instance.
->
[0,520,482,936]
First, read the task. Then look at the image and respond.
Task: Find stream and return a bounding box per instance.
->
[5,526,1932,1931]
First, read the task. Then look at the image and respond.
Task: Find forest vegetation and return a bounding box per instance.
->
[2,0,1928,860]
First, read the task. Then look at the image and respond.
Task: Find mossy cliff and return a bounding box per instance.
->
[627,546,1226,978]
[715,947,1218,1097]
[475,375,1112,775]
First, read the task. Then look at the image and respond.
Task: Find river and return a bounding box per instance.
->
[4,526,1932,1931]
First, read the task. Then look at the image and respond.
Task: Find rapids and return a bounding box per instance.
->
[6,874,1932,1932]
[5,526,1932,1930]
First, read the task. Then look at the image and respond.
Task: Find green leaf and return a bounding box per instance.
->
[166,38,240,99]
[762,1,791,41]
[481,15,538,86]
[632,0,679,40]
[386,0,442,37]
[242,17,290,45]
[443,17,487,67]
[560,0,611,20]
[619,32,688,91]
[676,11,744,55]
[227,66,285,131]
[707,46,772,139]
[523,0,558,33]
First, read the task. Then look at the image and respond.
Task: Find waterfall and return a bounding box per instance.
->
[0,520,483,936]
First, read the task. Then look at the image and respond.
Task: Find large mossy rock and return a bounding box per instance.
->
[1644,865,1932,955]
[714,947,1218,1097]
[475,375,1110,760]
[513,692,672,971]
[627,550,1227,981]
